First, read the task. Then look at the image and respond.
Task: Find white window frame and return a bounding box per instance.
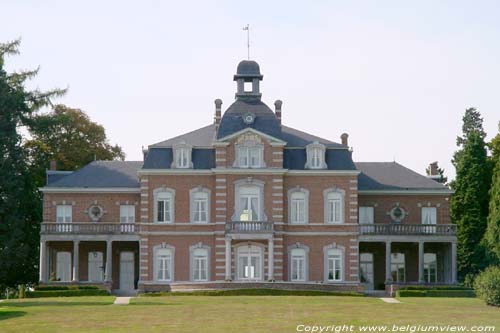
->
[232,179,267,222]
[235,145,263,168]
[190,244,210,282]
[305,141,327,169]
[323,244,344,282]
[189,187,211,224]
[288,244,309,282]
[424,253,438,283]
[153,187,175,223]
[324,188,345,224]
[172,141,193,169]
[288,187,309,224]
[154,244,174,282]
[56,205,72,223]
[421,207,437,225]
[359,206,374,224]
[391,253,406,283]
[120,205,135,223]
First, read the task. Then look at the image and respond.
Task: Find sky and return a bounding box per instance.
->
[2,0,499,179]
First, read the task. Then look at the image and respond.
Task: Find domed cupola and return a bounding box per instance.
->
[216,60,282,139]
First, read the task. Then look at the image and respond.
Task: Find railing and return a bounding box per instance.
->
[358,224,456,236]
[225,221,273,233]
[41,223,137,234]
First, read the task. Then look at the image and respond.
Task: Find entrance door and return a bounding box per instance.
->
[56,251,72,282]
[88,251,104,282]
[119,251,135,290]
[360,253,374,290]
[237,245,262,280]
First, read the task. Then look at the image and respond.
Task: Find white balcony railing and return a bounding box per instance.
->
[41,223,137,234]
[225,221,273,233]
[358,224,456,236]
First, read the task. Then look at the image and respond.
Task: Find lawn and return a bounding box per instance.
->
[0,296,499,332]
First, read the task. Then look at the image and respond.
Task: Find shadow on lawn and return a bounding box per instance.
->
[3,301,113,308]
[0,309,26,321]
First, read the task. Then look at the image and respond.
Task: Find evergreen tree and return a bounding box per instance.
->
[0,40,64,291]
[451,119,491,282]
[485,123,500,261]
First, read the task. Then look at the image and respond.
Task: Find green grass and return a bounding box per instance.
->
[0,296,499,332]
[142,288,363,296]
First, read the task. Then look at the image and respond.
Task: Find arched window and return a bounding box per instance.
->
[154,188,175,223]
[305,141,326,169]
[190,246,209,281]
[324,189,344,224]
[326,248,343,282]
[288,188,309,224]
[154,247,174,282]
[238,186,260,221]
[190,188,210,223]
[172,141,192,169]
[289,247,308,281]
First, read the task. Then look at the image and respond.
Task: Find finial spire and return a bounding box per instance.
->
[243,24,250,60]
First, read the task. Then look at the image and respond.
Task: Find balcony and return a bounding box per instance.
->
[225,221,273,233]
[41,222,137,235]
[358,224,456,236]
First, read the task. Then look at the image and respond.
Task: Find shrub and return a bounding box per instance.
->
[35,285,100,291]
[426,290,475,297]
[26,289,109,298]
[142,289,363,297]
[474,266,500,307]
[396,290,427,297]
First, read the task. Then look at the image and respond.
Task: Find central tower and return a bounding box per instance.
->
[234,60,263,100]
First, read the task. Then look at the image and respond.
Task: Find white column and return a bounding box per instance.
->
[418,241,425,283]
[268,238,274,281]
[225,237,231,281]
[105,240,113,282]
[385,241,392,283]
[451,242,457,284]
[39,241,47,283]
[72,240,79,282]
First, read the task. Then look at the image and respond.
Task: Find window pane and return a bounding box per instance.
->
[250,147,260,167]
[157,201,164,222]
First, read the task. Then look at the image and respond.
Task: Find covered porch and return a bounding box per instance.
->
[39,235,140,292]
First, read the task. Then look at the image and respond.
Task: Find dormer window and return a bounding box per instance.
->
[238,146,262,168]
[172,141,192,169]
[234,133,265,168]
[305,141,326,169]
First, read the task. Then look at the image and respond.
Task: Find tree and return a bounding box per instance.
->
[453,107,487,167]
[451,114,491,282]
[485,123,500,261]
[0,39,65,291]
[25,104,125,185]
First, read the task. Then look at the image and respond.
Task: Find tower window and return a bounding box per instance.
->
[244,81,253,92]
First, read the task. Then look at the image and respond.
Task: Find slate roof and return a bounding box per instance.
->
[355,162,450,191]
[150,122,343,149]
[284,149,356,170]
[47,161,143,188]
[143,148,215,169]
[234,60,263,79]
[217,99,282,140]
[149,124,216,148]
[46,171,73,185]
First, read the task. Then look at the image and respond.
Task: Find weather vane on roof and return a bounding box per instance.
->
[243,24,250,60]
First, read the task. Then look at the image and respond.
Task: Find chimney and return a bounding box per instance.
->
[428,161,439,176]
[214,99,222,126]
[49,160,57,171]
[340,133,349,146]
[274,100,283,123]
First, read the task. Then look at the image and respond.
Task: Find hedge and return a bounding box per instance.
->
[142,288,364,297]
[35,285,100,291]
[396,290,427,297]
[399,286,472,291]
[26,289,109,298]
[396,289,475,298]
